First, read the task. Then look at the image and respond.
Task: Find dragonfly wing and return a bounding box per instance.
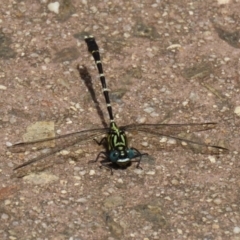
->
[9,127,108,153]
[128,129,229,155]
[123,122,218,135]
[10,128,108,170]
[13,132,106,170]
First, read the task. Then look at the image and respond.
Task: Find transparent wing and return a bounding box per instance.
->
[123,122,217,135]
[123,122,228,155]
[9,127,109,170]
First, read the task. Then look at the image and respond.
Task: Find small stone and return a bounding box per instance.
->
[134,168,143,175]
[124,32,130,38]
[90,6,98,13]
[141,141,148,147]
[4,200,11,205]
[224,57,230,62]
[146,171,155,175]
[213,198,222,205]
[0,85,7,90]
[217,0,230,4]
[160,137,167,143]
[6,141,12,147]
[1,213,9,219]
[89,170,95,175]
[212,223,219,229]
[76,198,87,203]
[181,141,187,146]
[60,150,69,155]
[171,179,179,185]
[177,229,183,234]
[144,107,154,113]
[117,178,123,184]
[234,106,240,116]
[48,2,60,14]
[208,156,216,163]
[79,170,86,176]
[136,117,146,124]
[41,65,47,71]
[168,139,177,145]
[233,226,240,234]
[164,196,172,201]
[167,44,181,50]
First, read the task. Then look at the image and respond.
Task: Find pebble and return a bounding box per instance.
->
[141,141,148,147]
[167,44,181,50]
[5,141,12,147]
[213,198,222,205]
[233,226,240,234]
[60,150,70,155]
[217,0,230,4]
[208,156,216,163]
[234,106,240,116]
[90,6,98,13]
[160,137,167,143]
[168,139,177,145]
[134,168,143,175]
[0,85,7,90]
[171,179,179,185]
[212,223,219,229]
[181,141,187,146]
[144,107,154,113]
[177,229,183,234]
[79,170,86,176]
[89,169,95,175]
[1,213,9,220]
[224,57,230,62]
[136,117,146,124]
[48,2,60,14]
[76,198,87,203]
[4,200,11,205]
[150,112,159,117]
[117,178,123,184]
[146,171,155,175]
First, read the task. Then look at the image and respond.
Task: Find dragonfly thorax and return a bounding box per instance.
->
[108,122,136,165]
[108,122,127,149]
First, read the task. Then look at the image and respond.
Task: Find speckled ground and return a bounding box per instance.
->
[1,0,240,239]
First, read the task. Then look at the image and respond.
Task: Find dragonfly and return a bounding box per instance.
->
[9,36,228,173]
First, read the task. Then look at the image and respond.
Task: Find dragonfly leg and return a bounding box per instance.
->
[88,151,107,164]
[94,137,107,146]
[131,159,143,170]
[131,147,148,169]
[100,162,114,175]
[88,151,114,174]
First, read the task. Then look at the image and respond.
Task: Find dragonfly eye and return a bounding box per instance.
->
[109,150,120,162]
[126,149,136,159]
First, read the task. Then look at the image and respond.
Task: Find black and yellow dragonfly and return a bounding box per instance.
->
[9,36,228,173]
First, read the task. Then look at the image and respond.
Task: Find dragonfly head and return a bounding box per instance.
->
[109,148,136,166]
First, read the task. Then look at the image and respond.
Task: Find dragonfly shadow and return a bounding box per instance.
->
[77,65,108,128]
